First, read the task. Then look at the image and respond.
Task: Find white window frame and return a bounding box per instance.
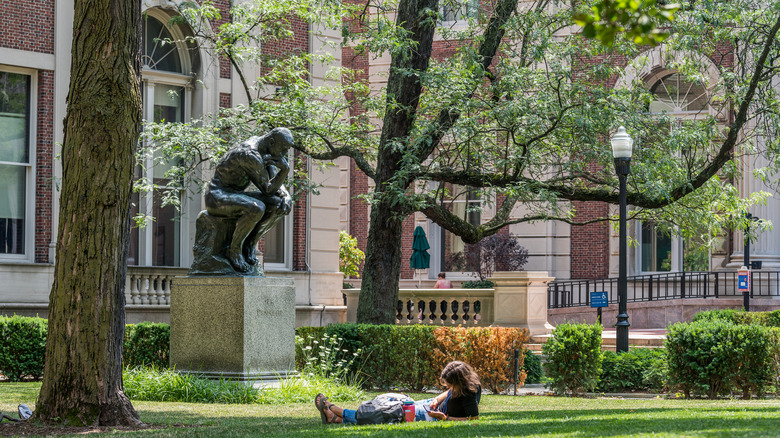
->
[263,149,295,272]
[427,187,482,279]
[0,65,37,263]
[134,9,196,267]
[635,221,681,274]
[137,72,193,267]
[439,0,480,26]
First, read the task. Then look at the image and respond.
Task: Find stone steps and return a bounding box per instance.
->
[526,328,667,353]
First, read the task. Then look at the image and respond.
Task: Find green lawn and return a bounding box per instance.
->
[2,382,779,437]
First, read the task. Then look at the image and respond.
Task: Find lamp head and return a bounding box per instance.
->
[611,126,633,159]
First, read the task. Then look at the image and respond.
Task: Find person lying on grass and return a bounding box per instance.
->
[315,360,481,424]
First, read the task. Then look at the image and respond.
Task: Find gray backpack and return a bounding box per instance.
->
[355,393,412,425]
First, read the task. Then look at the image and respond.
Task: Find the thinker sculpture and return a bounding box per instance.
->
[189,127,294,276]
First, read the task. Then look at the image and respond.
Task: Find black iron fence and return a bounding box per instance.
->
[548,271,780,309]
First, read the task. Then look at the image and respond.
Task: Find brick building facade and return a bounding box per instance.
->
[2,1,778,327]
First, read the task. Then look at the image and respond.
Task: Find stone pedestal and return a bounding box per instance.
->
[489,271,555,335]
[170,276,295,382]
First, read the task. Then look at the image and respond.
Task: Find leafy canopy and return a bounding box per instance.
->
[142,0,780,251]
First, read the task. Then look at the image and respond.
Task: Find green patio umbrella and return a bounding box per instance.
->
[410,225,430,270]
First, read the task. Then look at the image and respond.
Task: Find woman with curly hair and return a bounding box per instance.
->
[315,360,481,424]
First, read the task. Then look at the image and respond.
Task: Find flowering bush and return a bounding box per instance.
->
[295,332,363,385]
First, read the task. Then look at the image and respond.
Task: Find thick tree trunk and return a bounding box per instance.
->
[357,201,405,323]
[356,0,437,324]
[35,0,143,426]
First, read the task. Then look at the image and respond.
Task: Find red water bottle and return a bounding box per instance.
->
[402,400,415,422]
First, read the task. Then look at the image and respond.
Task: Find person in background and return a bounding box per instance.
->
[433,272,452,289]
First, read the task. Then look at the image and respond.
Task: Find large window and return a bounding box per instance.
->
[640,222,672,272]
[129,11,195,267]
[648,73,709,114]
[0,70,32,259]
[430,186,481,273]
[441,0,479,22]
[636,69,713,273]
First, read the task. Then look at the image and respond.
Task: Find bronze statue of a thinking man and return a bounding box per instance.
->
[204,127,294,273]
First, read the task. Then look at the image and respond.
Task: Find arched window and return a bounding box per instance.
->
[648,72,710,115]
[129,10,198,267]
[637,70,715,273]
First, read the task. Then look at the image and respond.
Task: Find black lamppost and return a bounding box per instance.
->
[612,126,633,353]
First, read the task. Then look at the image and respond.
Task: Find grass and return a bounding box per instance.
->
[2,382,780,437]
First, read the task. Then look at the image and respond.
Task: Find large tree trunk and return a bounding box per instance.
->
[356,0,437,324]
[35,0,143,426]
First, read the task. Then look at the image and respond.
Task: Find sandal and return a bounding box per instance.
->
[315,393,331,424]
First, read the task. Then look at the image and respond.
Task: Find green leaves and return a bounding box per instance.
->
[574,0,680,47]
[542,323,603,396]
[339,231,366,278]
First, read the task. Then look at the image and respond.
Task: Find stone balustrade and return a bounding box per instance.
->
[397,289,494,326]
[344,272,555,335]
[126,267,188,306]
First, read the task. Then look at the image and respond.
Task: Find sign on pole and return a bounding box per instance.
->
[590,291,608,308]
[738,266,750,293]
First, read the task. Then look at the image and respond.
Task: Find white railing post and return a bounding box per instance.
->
[129,273,140,304]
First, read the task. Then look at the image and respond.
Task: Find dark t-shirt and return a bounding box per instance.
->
[442,385,481,418]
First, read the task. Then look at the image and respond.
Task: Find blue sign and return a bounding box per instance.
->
[738,272,750,292]
[590,291,608,308]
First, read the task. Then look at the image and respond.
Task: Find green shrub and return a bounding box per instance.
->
[522,350,544,384]
[666,320,776,398]
[730,324,775,399]
[339,231,365,278]
[0,315,47,381]
[123,322,170,369]
[692,309,741,324]
[692,309,780,327]
[542,323,602,396]
[597,348,666,393]
[768,310,780,327]
[462,280,494,289]
[667,320,735,398]
[330,324,439,390]
[768,328,780,395]
[641,350,669,393]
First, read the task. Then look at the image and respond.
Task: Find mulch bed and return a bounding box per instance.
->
[0,422,178,436]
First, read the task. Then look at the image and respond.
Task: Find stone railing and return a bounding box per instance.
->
[126,267,188,306]
[344,272,555,335]
[397,289,494,326]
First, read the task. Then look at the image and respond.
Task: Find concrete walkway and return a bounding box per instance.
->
[528,327,667,352]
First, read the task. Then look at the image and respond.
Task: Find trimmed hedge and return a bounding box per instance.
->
[0,316,171,380]
[0,315,47,381]
[295,324,530,392]
[522,350,544,384]
[597,348,667,393]
[542,323,603,396]
[124,322,170,369]
[666,320,779,398]
[692,309,780,327]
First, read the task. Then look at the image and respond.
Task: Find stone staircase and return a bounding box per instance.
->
[526,328,667,354]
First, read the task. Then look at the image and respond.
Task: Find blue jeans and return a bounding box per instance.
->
[342,408,358,424]
[341,398,439,424]
[414,398,439,421]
